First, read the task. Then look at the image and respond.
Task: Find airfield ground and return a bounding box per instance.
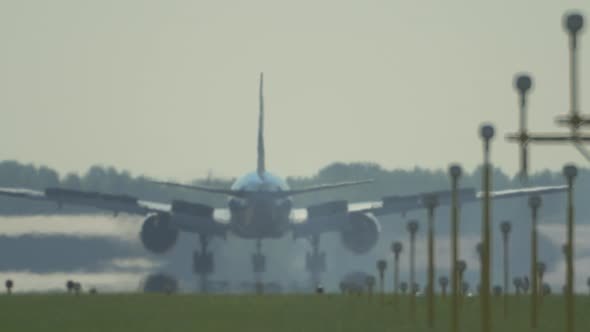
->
[0,294,588,331]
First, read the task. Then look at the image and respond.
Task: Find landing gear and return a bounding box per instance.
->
[193,234,214,293]
[252,239,266,294]
[306,235,326,289]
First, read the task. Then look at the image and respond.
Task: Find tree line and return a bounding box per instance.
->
[0,159,585,219]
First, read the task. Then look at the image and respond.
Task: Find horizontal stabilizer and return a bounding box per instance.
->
[150,179,373,198]
[149,180,245,197]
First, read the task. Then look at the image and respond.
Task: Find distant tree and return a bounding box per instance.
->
[66,280,75,294]
[5,279,13,294]
[316,285,324,294]
[143,274,178,294]
[339,281,347,294]
[62,173,82,190]
[439,276,449,297]
[522,276,530,294]
[536,262,546,282]
[73,282,82,295]
[461,281,470,295]
[493,285,502,296]
[457,260,467,293]
[513,277,523,295]
[587,277,590,295]
[412,283,421,295]
[400,282,408,294]
[37,166,59,188]
[89,288,98,295]
[83,166,108,192]
[542,283,551,296]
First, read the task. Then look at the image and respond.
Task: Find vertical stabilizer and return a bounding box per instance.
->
[257,73,266,179]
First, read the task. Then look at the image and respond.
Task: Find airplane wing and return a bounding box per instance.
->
[358,185,568,216]
[0,187,228,237]
[291,185,567,238]
[0,187,162,215]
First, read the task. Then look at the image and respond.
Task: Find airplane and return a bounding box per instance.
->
[0,73,567,292]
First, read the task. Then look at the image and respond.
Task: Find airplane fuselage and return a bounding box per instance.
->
[227,171,293,238]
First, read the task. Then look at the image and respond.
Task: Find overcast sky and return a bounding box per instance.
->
[1,1,589,181]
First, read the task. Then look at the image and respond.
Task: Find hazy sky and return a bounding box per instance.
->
[1,1,589,181]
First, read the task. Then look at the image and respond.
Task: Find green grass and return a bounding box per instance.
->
[1,294,589,331]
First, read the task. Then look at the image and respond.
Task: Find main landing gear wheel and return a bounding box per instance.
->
[252,239,266,294]
[193,234,214,293]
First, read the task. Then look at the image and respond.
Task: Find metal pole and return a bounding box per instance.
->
[479,124,494,332]
[457,260,466,308]
[411,230,415,321]
[449,165,462,332]
[537,262,546,304]
[500,221,512,319]
[565,14,583,128]
[392,242,403,307]
[395,253,400,295]
[529,195,541,329]
[514,74,533,180]
[377,260,387,304]
[407,220,419,322]
[424,194,439,328]
[563,164,577,332]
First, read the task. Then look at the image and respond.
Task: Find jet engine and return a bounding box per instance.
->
[340,212,381,254]
[140,213,179,254]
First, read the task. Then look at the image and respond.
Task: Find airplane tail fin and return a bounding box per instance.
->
[257,73,266,179]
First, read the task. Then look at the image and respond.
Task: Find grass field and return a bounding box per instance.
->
[1,294,589,331]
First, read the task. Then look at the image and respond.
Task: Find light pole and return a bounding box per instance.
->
[423,194,439,328]
[480,124,495,332]
[407,219,420,322]
[563,164,577,332]
[500,220,512,319]
[512,74,533,181]
[529,195,541,328]
[506,12,590,176]
[366,275,376,302]
[457,260,467,307]
[560,12,586,132]
[377,259,387,303]
[449,164,462,332]
[391,241,403,304]
[537,261,546,304]
[476,242,483,268]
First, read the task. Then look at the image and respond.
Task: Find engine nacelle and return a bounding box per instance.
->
[140,213,179,254]
[340,212,381,255]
